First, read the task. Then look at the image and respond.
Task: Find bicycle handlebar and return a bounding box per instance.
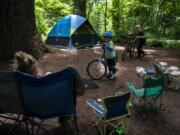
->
[130,38,138,43]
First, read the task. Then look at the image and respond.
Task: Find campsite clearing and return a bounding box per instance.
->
[0,45,180,135]
[39,46,180,135]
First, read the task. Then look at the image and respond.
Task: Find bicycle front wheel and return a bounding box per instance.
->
[87,59,107,80]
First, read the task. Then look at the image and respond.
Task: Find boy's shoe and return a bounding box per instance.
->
[142,52,146,57]
[106,74,111,79]
[109,74,116,80]
[106,72,113,79]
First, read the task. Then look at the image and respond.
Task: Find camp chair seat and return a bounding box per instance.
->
[87,92,131,135]
[127,76,163,109]
[128,83,162,97]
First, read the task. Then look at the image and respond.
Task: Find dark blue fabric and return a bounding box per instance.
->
[103,32,112,37]
[105,45,113,51]
[104,93,130,120]
[13,69,76,119]
[106,58,116,73]
[145,67,155,75]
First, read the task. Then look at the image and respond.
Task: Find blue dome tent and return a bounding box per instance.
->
[45,15,99,49]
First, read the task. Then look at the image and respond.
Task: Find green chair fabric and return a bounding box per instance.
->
[128,83,162,97]
[127,77,163,107]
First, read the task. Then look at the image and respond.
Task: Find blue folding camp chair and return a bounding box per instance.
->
[0,70,78,135]
[14,70,76,119]
[87,92,131,135]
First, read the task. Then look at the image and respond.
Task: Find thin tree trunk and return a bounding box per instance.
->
[104,0,107,31]
[87,1,94,19]
[0,0,44,61]
[112,0,121,35]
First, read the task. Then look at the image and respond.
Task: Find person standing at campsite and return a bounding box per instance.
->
[134,24,146,58]
[103,32,117,80]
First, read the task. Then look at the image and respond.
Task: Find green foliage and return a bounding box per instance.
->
[35,0,72,40]
[147,38,180,49]
[88,0,112,35]
[88,4,104,34]
[35,0,179,49]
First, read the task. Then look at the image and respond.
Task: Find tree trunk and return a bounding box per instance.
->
[112,0,120,36]
[0,0,44,61]
[73,0,86,17]
[104,0,107,31]
[87,1,94,19]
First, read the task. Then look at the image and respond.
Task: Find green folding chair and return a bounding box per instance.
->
[127,76,163,109]
[87,92,131,135]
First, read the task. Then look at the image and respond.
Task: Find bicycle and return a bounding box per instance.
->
[87,44,117,80]
[121,35,136,61]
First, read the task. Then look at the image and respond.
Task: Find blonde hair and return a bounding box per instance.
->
[11,51,38,76]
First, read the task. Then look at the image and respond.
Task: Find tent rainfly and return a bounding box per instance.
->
[45,14,99,49]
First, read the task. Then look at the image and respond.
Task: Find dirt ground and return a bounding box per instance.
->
[0,45,180,135]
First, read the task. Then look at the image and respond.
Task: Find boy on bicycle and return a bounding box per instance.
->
[103,31,116,80]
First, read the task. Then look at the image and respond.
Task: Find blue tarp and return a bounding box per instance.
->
[48,15,87,37]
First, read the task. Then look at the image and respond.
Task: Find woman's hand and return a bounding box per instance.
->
[44,72,52,75]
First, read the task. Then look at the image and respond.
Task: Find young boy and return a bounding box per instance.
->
[103,31,116,80]
[134,25,146,58]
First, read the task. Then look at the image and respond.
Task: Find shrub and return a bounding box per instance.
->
[147,39,180,49]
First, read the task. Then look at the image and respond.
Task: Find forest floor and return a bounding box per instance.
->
[0,45,180,135]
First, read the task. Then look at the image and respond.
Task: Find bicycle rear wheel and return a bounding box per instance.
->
[130,45,135,57]
[87,59,107,80]
[115,54,118,63]
[121,49,127,61]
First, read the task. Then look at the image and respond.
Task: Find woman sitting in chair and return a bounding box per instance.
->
[11,51,85,96]
[11,51,39,76]
[11,51,85,125]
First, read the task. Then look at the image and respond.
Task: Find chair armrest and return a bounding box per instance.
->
[86,100,105,115]
[115,91,124,96]
[127,82,133,86]
[127,82,136,89]
[127,82,139,93]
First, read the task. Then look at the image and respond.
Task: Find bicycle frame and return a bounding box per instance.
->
[87,43,117,80]
[121,36,137,61]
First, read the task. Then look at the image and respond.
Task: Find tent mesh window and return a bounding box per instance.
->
[46,37,70,46]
